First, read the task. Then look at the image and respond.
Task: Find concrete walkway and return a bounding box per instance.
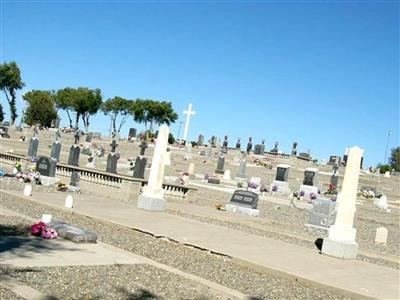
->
[4,189,400,300]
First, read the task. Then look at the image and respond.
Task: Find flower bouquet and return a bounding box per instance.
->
[31,221,58,239]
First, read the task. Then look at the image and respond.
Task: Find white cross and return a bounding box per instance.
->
[182,103,196,144]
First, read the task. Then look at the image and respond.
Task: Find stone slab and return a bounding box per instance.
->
[40,175,60,187]
[321,238,359,260]
[225,204,260,217]
[49,221,97,243]
[137,194,166,211]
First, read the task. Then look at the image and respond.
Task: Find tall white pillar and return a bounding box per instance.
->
[137,125,170,211]
[322,146,364,259]
[182,104,196,144]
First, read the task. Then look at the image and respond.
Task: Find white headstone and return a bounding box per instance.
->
[41,214,52,224]
[137,125,170,211]
[375,227,388,245]
[322,146,363,259]
[23,184,32,197]
[182,104,196,145]
[65,195,74,208]
[188,162,195,175]
[374,195,388,210]
[223,169,231,180]
[384,171,390,178]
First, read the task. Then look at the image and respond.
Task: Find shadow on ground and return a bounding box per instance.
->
[117,287,160,299]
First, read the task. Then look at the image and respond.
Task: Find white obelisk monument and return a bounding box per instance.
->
[322,146,364,259]
[137,125,170,211]
[182,104,196,145]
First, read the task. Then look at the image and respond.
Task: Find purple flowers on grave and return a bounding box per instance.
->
[330,195,337,202]
[248,181,257,189]
[310,192,317,200]
[272,185,278,192]
[299,190,305,197]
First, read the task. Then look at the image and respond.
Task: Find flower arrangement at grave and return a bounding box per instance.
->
[309,192,317,200]
[272,185,278,192]
[299,190,305,197]
[31,221,58,239]
[324,184,337,195]
[237,181,244,188]
[260,184,269,193]
[247,181,258,189]
[214,203,225,211]
[57,182,68,192]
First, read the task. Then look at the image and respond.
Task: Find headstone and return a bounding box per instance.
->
[49,222,97,243]
[207,177,220,184]
[206,142,213,159]
[246,137,253,153]
[85,132,93,143]
[70,171,80,187]
[384,171,390,178]
[271,141,279,153]
[270,164,291,195]
[36,156,57,177]
[133,156,147,179]
[188,162,195,175]
[254,145,262,155]
[27,137,39,157]
[303,168,318,186]
[182,104,196,145]
[322,146,363,259]
[137,125,170,211]
[128,128,137,140]
[23,184,32,196]
[68,145,80,166]
[225,190,260,217]
[197,134,204,146]
[330,174,339,187]
[291,142,298,156]
[184,143,192,160]
[139,141,148,156]
[50,132,62,161]
[211,136,217,147]
[86,153,96,168]
[106,153,118,173]
[223,170,231,180]
[328,156,341,166]
[215,155,225,174]
[41,214,53,224]
[260,140,265,155]
[299,152,310,158]
[235,138,241,149]
[299,167,319,198]
[375,227,388,246]
[307,198,336,229]
[0,126,10,138]
[222,136,228,153]
[65,195,74,208]
[236,153,247,179]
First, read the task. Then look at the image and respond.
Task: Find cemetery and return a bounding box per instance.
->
[0,3,399,299]
[0,121,399,299]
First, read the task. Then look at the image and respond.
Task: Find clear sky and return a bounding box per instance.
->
[1,0,399,167]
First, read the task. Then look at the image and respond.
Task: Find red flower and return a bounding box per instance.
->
[31,221,47,236]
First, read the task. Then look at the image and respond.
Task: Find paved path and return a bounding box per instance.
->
[4,189,400,300]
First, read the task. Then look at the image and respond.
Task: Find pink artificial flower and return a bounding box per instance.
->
[41,227,58,239]
[31,221,47,236]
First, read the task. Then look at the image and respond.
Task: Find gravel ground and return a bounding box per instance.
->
[1,265,230,300]
[0,286,25,300]
[0,194,355,300]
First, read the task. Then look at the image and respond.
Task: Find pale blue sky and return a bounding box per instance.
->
[1,0,399,167]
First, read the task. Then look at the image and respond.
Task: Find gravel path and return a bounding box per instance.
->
[0,286,25,300]
[0,193,355,300]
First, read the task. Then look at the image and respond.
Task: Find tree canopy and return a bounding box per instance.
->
[22,90,58,127]
[0,61,25,125]
[132,99,178,133]
[54,87,102,131]
[389,147,400,172]
[102,96,131,134]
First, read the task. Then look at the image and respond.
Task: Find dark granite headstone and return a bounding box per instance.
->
[36,156,57,177]
[139,141,148,156]
[50,141,61,161]
[235,139,241,149]
[275,166,289,182]
[50,222,97,243]
[197,134,204,146]
[70,171,80,187]
[215,155,225,174]
[254,145,262,155]
[85,133,93,143]
[342,154,348,166]
[291,142,298,156]
[68,145,80,166]
[308,199,336,229]
[211,136,217,147]
[133,156,147,179]
[0,126,10,138]
[299,152,310,158]
[208,177,220,184]
[106,153,119,174]
[230,190,259,209]
[128,128,137,140]
[246,137,253,153]
[303,170,316,186]
[328,156,341,166]
[27,137,39,157]
[330,175,339,187]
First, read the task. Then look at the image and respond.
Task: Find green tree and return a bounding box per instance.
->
[132,99,178,133]
[0,62,25,125]
[22,90,57,127]
[72,88,102,132]
[54,88,75,128]
[102,96,131,134]
[389,147,400,172]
